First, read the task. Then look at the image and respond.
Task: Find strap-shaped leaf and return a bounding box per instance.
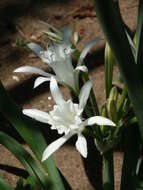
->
[93,0,143,141]
[0,131,53,190]
[117,87,127,121]
[0,81,66,190]
[93,1,143,190]
[120,126,141,190]
[0,177,15,190]
[0,164,28,178]
[136,0,143,67]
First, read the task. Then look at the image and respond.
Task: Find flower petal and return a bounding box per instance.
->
[34,77,51,88]
[14,66,52,77]
[73,31,79,44]
[77,36,104,66]
[50,77,65,105]
[76,134,87,158]
[75,65,88,73]
[27,43,44,58]
[62,25,71,43]
[23,109,50,124]
[79,79,95,110]
[42,133,73,161]
[84,116,116,126]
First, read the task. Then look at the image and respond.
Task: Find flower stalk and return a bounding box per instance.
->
[103,151,114,190]
[23,77,115,161]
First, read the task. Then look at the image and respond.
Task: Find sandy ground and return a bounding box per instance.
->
[0,0,138,189]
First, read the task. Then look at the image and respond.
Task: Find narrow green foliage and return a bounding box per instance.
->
[93,2,143,190]
[101,104,108,134]
[16,36,25,47]
[117,86,127,121]
[104,43,114,99]
[107,100,117,123]
[0,164,28,178]
[0,131,53,190]
[0,81,66,190]
[0,177,14,190]
[120,125,142,190]
[107,87,118,122]
[15,177,36,190]
[25,176,36,190]
[136,0,143,67]
[125,117,137,128]
[108,87,118,103]
[93,0,143,141]
[15,178,25,190]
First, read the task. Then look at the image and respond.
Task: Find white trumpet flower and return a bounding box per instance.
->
[23,77,115,161]
[14,42,86,92]
[14,33,103,92]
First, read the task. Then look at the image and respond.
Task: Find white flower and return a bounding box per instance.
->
[14,36,103,92]
[23,77,115,161]
[14,42,87,92]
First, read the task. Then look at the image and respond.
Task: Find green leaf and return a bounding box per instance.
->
[136,0,143,67]
[120,125,142,190]
[15,178,24,190]
[0,164,28,178]
[0,131,53,190]
[104,43,114,99]
[25,176,36,190]
[117,87,127,121]
[93,0,143,141]
[0,176,15,190]
[58,170,72,190]
[0,81,67,190]
[15,177,36,190]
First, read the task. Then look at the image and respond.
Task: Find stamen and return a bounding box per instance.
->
[64,48,70,55]
[50,53,56,62]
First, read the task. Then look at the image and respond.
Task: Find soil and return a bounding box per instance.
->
[0,0,138,190]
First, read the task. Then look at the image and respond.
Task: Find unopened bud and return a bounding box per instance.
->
[109,86,118,103]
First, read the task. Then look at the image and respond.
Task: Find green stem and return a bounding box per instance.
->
[103,151,114,190]
[82,73,102,138]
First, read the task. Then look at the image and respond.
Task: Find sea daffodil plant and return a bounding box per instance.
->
[23,77,115,161]
[1,1,143,190]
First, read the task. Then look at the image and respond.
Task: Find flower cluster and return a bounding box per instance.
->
[15,34,115,161]
[23,77,115,161]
